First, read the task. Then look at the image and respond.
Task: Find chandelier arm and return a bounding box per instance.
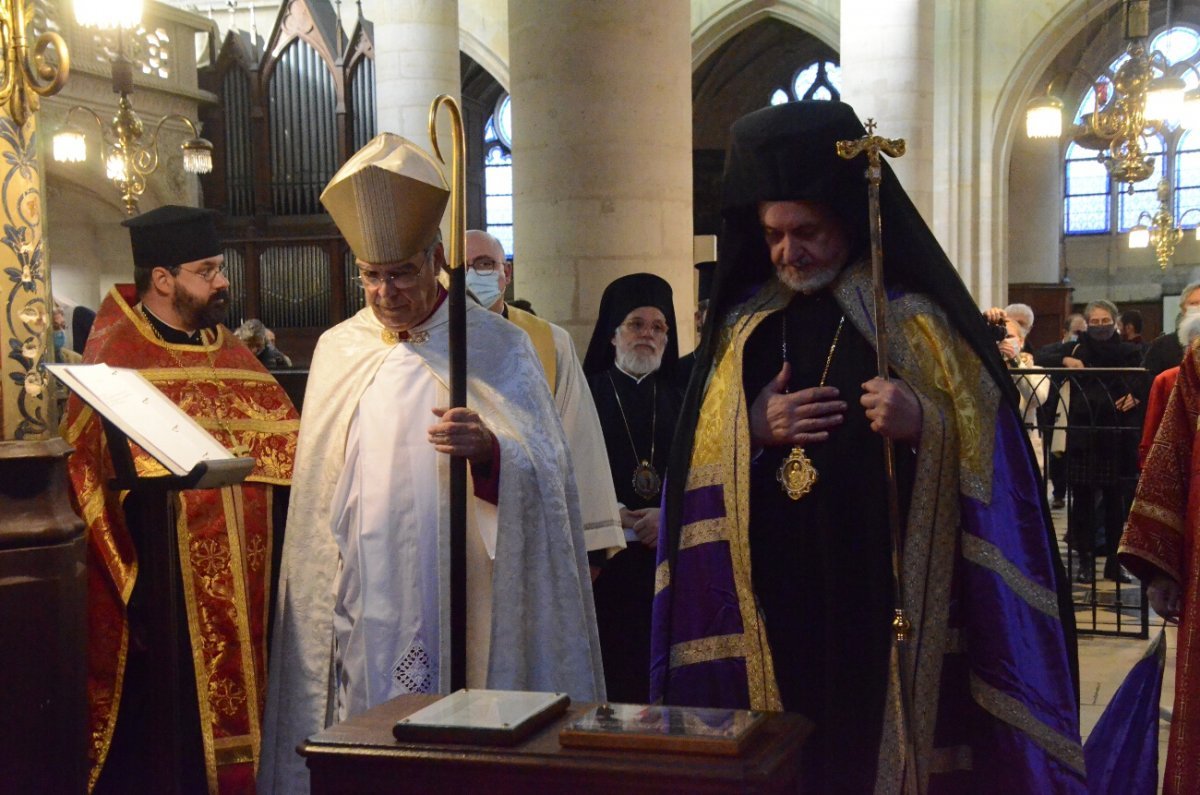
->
[148,113,203,143]
[128,142,157,178]
[21,31,69,99]
[137,113,202,177]
[1180,208,1200,226]
[0,14,16,107]
[1149,50,1171,75]
[64,104,108,136]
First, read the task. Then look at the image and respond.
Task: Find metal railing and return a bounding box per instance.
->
[1010,366,1151,638]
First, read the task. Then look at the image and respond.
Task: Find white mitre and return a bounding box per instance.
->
[320,132,450,262]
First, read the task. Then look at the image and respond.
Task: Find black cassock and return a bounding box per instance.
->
[742,289,912,792]
[588,366,681,703]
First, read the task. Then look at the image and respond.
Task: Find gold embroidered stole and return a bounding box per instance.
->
[665,278,792,711]
[64,288,298,792]
[506,305,558,392]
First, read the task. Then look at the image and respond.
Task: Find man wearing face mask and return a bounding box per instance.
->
[1143,282,1200,379]
[1045,300,1144,582]
[464,229,624,554]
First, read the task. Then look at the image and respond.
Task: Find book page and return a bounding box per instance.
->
[48,363,234,476]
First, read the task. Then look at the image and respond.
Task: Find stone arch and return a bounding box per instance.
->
[691,0,838,69]
[992,0,1121,290]
[460,30,509,93]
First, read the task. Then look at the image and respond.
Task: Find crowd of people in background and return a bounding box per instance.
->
[985,286,1200,585]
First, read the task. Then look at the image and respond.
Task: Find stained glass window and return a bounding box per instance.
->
[1065,142,1110,234]
[1177,129,1200,227]
[484,94,514,257]
[1118,136,1166,231]
[1151,27,1200,64]
[767,60,841,106]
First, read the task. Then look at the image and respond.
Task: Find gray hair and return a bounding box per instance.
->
[1180,281,1200,309]
[1084,299,1119,322]
[1003,303,1034,337]
[235,318,267,349]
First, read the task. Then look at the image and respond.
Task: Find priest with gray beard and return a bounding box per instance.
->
[582,273,682,703]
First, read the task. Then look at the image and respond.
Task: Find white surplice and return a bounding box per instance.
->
[507,305,625,552]
[259,299,604,795]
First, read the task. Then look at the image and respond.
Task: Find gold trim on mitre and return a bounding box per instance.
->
[320,132,450,263]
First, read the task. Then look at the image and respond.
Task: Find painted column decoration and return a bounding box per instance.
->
[0,115,51,440]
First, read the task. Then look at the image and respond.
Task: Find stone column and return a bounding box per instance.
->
[1008,132,1064,284]
[509,0,695,352]
[363,0,461,154]
[1,117,53,440]
[0,86,88,794]
[839,0,935,221]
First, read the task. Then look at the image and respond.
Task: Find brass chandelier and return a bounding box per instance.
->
[1027,0,1200,188]
[52,1,212,216]
[1128,178,1200,267]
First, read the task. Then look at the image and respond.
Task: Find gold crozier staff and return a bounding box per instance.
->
[835,120,918,794]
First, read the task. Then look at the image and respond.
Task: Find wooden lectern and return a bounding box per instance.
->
[95,417,254,794]
[301,694,811,794]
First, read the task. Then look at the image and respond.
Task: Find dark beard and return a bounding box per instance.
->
[174,287,230,329]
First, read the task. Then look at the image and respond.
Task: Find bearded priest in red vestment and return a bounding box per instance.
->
[61,206,299,793]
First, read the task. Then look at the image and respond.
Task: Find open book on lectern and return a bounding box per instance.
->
[47,362,254,489]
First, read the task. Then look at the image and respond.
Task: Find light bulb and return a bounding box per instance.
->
[1025,95,1064,139]
[181,138,213,174]
[52,128,86,163]
[1146,76,1186,123]
[1129,225,1151,249]
[106,153,127,181]
[73,0,143,29]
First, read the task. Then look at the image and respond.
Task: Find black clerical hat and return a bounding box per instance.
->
[583,272,679,377]
[695,260,716,303]
[708,100,1003,394]
[122,205,221,269]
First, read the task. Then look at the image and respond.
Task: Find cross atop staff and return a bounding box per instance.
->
[835,118,906,185]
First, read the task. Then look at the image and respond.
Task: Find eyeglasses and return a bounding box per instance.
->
[178,262,227,282]
[619,319,670,337]
[467,256,500,274]
[1088,318,1114,326]
[357,259,427,289]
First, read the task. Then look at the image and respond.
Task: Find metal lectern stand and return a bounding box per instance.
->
[97,417,254,795]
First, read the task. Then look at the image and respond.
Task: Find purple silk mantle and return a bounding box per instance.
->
[650,265,1086,794]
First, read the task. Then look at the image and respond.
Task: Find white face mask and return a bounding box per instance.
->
[466,268,503,308]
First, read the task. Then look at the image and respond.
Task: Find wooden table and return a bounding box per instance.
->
[301,695,811,794]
